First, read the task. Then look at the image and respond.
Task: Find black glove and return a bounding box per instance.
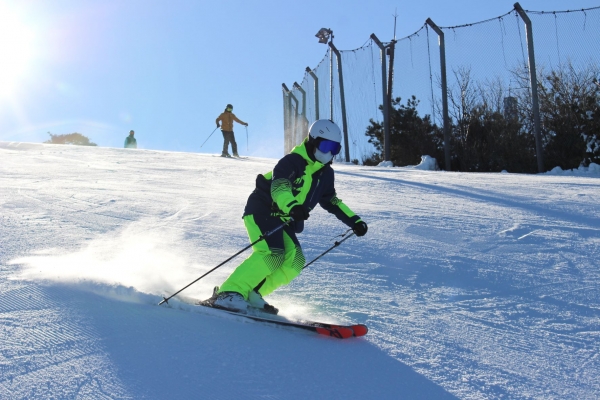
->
[216,123,220,128]
[244,123,249,126]
[353,221,368,237]
[289,205,309,221]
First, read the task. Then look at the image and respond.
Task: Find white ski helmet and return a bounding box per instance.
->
[308,119,342,164]
[308,119,342,142]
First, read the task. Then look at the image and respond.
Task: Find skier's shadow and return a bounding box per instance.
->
[37,283,458,399]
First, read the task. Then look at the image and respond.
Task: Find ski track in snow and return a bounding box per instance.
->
[1,141,599,399]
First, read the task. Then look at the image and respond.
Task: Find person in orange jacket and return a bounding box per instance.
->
[215,104,247,157]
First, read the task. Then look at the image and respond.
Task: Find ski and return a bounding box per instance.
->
[194,300,367,339]
[211,155,248,160]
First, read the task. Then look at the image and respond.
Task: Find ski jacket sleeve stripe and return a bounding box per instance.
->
[318,171,361,227]
[271,179,298,214]
[269,156,300,214]
[320,195,361,227]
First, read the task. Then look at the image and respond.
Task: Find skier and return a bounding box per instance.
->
[211,119,368,314]
[124,130,137,149]
[215,104,248,157]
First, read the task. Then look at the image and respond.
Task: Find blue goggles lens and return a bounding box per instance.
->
[317,139,342,155]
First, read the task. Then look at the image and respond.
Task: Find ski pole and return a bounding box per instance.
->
[245,125,249,152]
[200,127,219,148]
[302,229,355,270]
[159,220,291,305]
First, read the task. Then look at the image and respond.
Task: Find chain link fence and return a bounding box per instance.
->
[283,4,600,171]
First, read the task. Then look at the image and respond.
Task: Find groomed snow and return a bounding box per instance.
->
[1,141,599,399]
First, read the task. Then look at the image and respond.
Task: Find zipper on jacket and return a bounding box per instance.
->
[308,178,321,207]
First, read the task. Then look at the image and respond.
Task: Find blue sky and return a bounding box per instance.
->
[1,0,599,158]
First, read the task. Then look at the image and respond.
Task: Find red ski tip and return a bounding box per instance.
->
[351,324,368,337]
[316,326,354,339]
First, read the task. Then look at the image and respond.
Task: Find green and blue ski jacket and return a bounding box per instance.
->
[244,139,361,232]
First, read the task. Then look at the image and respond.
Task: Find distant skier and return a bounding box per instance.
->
[124,130,137,149]
[210,119,368,314]
[215,104,247,158]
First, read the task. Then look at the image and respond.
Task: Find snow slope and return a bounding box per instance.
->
[1,141,599,399]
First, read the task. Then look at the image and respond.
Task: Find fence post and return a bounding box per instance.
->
[294,82,309,144]
[514,2,544,173]
[329,42,351,162]
[282,84,299,154]
[293,82,306,120]
[282,84,290,154]
[386,40,396,164]
[370,34,391,162]
[306,67,319,121]
[426,18,451,171]
[329,47,334,120]
[290,91,299,153]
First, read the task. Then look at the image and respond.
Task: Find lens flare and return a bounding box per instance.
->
[0,4,36,100]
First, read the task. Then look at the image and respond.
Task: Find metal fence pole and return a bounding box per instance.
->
[293,82,306,120]
[426,18,451,171]
[282,84,290,154]
[282,84,299,154]
[514,2,544,173]
[329,46,334,120]
[306,67,319,121]
[294,82,309,143]
[386,40,396,164]
[329,42,351,162]
[370,34,390,162]
[289,91,300,152]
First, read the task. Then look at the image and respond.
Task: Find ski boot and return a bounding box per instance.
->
[213,290,249,312]
[248,290,279,315]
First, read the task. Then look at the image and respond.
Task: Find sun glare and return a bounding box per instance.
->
[0,4,35,100]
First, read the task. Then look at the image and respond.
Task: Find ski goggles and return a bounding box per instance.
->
[316,139,342,155]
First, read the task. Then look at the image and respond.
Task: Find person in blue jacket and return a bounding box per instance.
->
[211,119,368,314]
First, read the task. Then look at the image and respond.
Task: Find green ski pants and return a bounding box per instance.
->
[219,214,305,299]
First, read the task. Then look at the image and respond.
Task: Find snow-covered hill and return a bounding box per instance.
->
[1,141,599,399]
